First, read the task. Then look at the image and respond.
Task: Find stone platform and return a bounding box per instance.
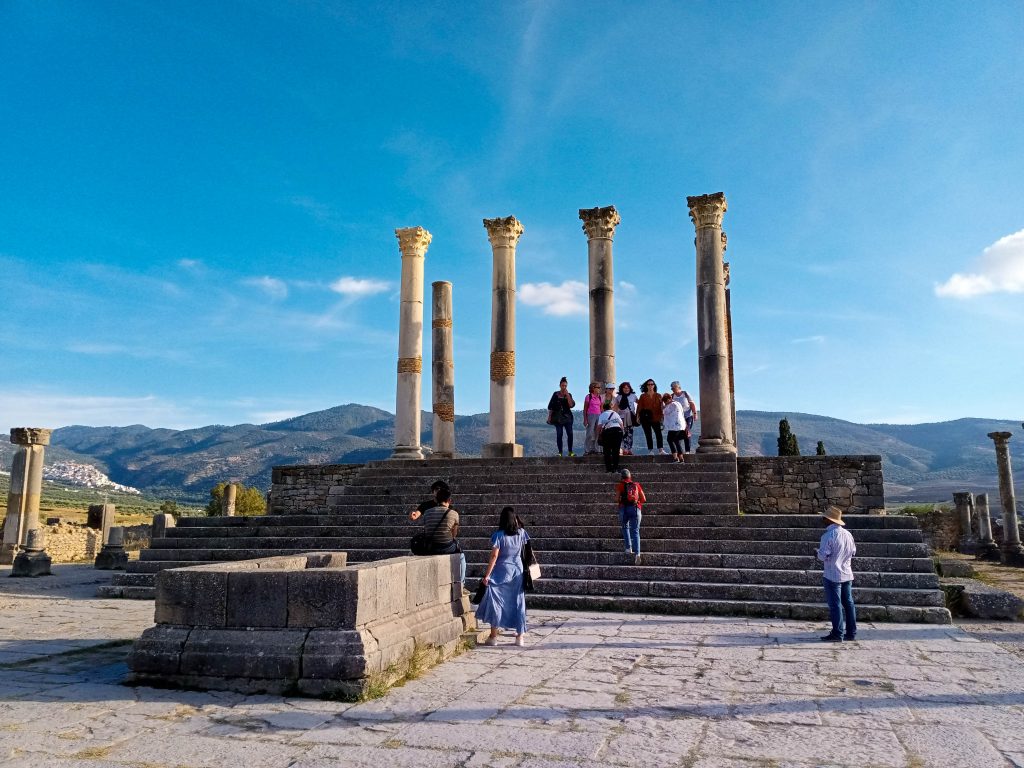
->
[105,455,949,622]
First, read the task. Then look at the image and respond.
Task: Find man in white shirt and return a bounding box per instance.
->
[595,403,624,472]
[816,506,857,642]
[669,381,698,453]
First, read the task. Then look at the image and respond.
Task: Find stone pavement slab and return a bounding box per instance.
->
[2,564,1024,767]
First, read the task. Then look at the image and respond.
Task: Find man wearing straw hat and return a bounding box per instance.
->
[816,505,857,642]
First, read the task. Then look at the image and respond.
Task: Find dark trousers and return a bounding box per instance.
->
[667,430,686,455]
[823,577,857,638]
[601,428,623,471]
[554,421,573,454]
[641,422,663,450]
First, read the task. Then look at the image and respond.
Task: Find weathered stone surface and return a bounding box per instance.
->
[226,569,289,627]
[392,226,431,460]
[154,567,229,627]
[151,512,175,539]
[179,627,306,679]
[738,456,885,515]
[943,578,1024,620]
[937,559,975,578]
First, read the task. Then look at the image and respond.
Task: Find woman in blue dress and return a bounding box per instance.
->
[476,506,529,647]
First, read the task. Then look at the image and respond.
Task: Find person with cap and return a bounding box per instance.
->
[816,505,857,642]
[595,402,625,472]
[614,468,646,564]
[669,381,698,453]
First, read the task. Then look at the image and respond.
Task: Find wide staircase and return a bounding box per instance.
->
[102,455,949,623]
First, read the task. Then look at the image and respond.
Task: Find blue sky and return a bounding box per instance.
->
[1,1,1022,430]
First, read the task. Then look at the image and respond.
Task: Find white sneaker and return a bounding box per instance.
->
[483,635,498,646]
[634,554,642,565]
[659,448,669,455]
[514,635,525,647]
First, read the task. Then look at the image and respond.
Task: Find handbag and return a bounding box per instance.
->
[521,539,541,592]
[470,581,487,605]
[410,509,450,556]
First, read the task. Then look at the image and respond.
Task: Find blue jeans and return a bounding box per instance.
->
[618,507,641,554]
[823,577,856,638]
[554,421,573,454]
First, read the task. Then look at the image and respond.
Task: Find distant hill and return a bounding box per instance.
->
[0,406,1020,506]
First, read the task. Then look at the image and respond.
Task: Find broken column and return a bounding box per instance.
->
[989,431,1024,566]
[431,280,456,459]
[687,193,735,454]
[392,226,432,460]
[953,491,978,554]
[222,483,237,516]
[482,216,524,458]
[95,526,128,570]
[975,493,1001,561]
[579,206,620,388]
[2,428,52,567]
[12,528,51,577]
[152,513,176,540]
[87,503,116,547]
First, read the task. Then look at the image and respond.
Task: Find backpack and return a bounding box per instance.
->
[621,481,640,506]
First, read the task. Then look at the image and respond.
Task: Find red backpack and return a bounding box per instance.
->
[621,481,640,506]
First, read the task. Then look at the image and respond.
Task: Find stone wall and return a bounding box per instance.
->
[128,551,474,698]
[270,464,364,514]
[42,521,150,563]
[738,456,885,515]
[906,507,959,552]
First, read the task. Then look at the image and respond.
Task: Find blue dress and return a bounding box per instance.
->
[475,529,529,634]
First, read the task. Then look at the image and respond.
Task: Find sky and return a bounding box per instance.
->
[1,1,1022,431]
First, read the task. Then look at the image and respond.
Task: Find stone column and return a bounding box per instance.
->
[975,493,1001,560]
[953,491,978,554]
[482,216,524,458]
[431,281,456,459]
[12,528,51,577]
[152,513,175,540]
[579,206,620,387]
[392,226,432,460]
[95,526,128,570]
[2,428,52,565]
[687,193,735,454]
[222,483,237,517]
[724,240,737,449]
[989,431,1024,566]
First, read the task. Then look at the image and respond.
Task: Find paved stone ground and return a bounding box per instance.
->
[3,565,1024,767]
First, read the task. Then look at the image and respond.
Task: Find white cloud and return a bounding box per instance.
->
[243,276,288,301]
[935,228,1024,298]
[177,258,203,272]
[791,335,826,344]
[329,276,391,298]
[0,391,201,430]
[519,280,587,317]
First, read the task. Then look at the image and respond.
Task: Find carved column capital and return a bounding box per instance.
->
[989,431,1013,446]
[687,192,728,230]
[579,206,621,240]
[721,231,728,251]
[483,216,524,249]
[395,226,433,257]
[723,261,731,287]
[10,428,51,446]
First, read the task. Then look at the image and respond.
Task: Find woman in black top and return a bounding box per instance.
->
[546,376,576,457]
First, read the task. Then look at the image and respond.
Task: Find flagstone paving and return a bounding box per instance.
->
[3,565,1024,767]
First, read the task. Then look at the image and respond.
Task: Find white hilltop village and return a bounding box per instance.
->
[42,461,141,495]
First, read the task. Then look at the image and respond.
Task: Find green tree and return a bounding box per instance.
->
[158,499,178,517]
[816,441,827,456]
[206,482,267,517]
[777,418,801,456]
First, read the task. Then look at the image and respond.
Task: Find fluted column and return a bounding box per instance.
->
[579,206,620,387]
[392,227,432,460]
[482,216,524,458]
[431,281,456,459]
[688,192,735,454]
[975,492,1001,560]
[7,428,52,575]
[989,431,1024,566]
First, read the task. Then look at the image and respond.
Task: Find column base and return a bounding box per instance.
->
[482,443,523,458]
[1002,546,1024,568]
[11,550,52,577]
[391,446,425,460]
[696,437,736,455]
[0,544,16,566]
[958,536,979,555]
[95,548,129,571]
[976,542,1002,562]
[430,452,455,460]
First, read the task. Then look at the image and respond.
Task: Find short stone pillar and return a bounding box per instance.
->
[95,526,128,570]
[392,226,432,460]
[222,483,237,517]
[11,528,52,577]
[579,206,620,387]
[482,216,524,458]
[87,503,117,546]
[975,493,1001,561]
[687,193,736,455]
[151,513,175,540]
[989,431,1024,566]
[431,280,456,459]
[953,491,978,554]
[1,428,52,565]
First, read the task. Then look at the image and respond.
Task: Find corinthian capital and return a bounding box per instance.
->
[687,192,728,230]
[579,206,621,240]
[395,226,433,258]
[10,427,52,446]
[483,216,524,249]
[988,431,1013,446]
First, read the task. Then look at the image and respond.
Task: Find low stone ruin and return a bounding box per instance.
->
[128,552,475,698]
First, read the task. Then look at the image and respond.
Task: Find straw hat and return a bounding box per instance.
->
[821,506,845,526]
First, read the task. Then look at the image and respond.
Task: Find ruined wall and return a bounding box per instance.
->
[270,464,364,514]
[907,507,959,552]
[42,521,151,563]
[738,455,885,515]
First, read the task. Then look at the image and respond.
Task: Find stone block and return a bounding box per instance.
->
[226,570,289,627]
[407,555,442,607]
[943,578,1024,620]
[286,566,377,628]
[151,513,175,539]
[301,629,371,679]
[155,569,228,627]
[179,628,306,680]
[373,559,410,619]
[303,551,348,569]
[127,625,191,674]
[11,549,52,577]
[936,559,974,578]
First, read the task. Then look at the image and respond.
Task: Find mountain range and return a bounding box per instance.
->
[0,406,1020,506]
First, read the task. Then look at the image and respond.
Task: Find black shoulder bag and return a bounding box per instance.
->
[410,509,450,556]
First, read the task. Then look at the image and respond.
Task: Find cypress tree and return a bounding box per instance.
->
[816,440,826,456]
[777,418,801,456]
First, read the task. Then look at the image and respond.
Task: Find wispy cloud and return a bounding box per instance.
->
[329,276,391,298]
[519,280,587,317]
[935,228,1024,298]
[0,391,201,430]
[243,276,289,301]
[177,258,204,272]
[791,335,826,344]
[66,342,190,363]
